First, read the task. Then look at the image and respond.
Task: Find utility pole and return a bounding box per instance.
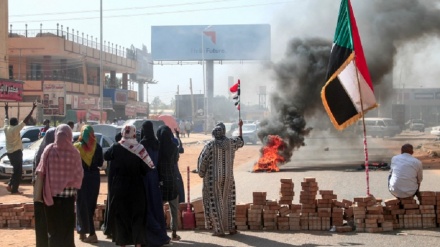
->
[190,78,195,120]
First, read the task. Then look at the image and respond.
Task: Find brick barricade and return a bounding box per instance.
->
[2,178,439,233]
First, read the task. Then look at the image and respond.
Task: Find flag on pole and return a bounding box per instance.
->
[321,0,377,130]
[230,79,240,110]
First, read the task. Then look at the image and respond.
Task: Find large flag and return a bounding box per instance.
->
[230,79,240,110]
[321,0,377,130]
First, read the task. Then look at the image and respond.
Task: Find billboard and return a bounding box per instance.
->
[43,82,66,117]
[0,80,23,101]
[151,24,271,61]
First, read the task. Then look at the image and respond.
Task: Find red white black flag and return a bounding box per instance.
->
[229,79,240,110]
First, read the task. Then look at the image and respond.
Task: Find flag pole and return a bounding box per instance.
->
[354,57,370,196]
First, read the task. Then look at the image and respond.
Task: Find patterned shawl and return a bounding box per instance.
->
[119,124,155,168]
[73,125,97,166]
[36,124,83,206]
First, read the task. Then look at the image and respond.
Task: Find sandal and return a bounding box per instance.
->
[212,232,226,237]
[171,234,181,241]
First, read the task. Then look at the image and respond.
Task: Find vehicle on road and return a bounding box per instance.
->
[223,122,238,138]
[0,126,42,159]
[431,126,440,136]
[92,124,122,142]
[0,132,113,179]
[356,118,401,138]
[405,119,425,132]
[232,123,259,144]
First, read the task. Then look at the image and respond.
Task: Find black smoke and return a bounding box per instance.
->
[257,0,440,162]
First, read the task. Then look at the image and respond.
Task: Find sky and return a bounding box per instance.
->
[8,0,440,105]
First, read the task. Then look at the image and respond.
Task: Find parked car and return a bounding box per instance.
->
[123,119,166,141]
[223,122,238,138]
[0,126,43,160]
[92,124,122,142]
[232,123,259,144]
[356,118,401,138]
[431,126,440,136]
[405,119,425,132]
[0,132,113,179]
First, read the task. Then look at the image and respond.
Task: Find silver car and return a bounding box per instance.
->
[0,132,113,180]
[232,123,259,144]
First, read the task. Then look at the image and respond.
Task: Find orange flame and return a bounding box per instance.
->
[253,135,285,172]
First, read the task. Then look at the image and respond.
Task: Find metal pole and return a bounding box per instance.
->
[99,0,104,123]
[202,29,206,134]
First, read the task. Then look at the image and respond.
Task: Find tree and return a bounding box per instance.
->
[151,96,162,114]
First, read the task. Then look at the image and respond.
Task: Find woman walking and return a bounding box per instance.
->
[156,125,181,241]
[74,125,103,243]
[140,121,171,247]
[104,125,155,247]
[35,124,83,247]
[33,127,55,247]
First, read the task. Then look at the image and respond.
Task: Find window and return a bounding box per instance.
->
[21,129,40,142]
[101,137,110,148]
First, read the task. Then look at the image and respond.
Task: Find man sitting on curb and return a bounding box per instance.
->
[388,143,423,201]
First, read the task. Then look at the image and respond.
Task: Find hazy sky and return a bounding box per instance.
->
[8,0,440,105]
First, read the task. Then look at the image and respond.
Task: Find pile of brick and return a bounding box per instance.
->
[4,178,440,234]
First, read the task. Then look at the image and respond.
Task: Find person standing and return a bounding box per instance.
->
[4,101,37,194]
[184,120,192,138]
[74,125,103,243]
[33,127,55,247]
[35,124,83,247]
[179,121,185,138]
[140,121,171,247]
[198,120,244,237]
[104,125,155,247]
[38,119,51,139]
[173,128,185,203]
[156,125,181,241]
[388,143,423,199]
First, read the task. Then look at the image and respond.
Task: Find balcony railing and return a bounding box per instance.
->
[9,24,136,60]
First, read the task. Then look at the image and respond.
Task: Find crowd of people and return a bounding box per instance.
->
[3,102,427,246]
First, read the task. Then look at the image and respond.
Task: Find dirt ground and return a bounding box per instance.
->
[0,142,438,246]
[0,143,262,246]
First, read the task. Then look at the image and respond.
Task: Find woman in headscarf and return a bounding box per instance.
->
[198,121,244,237]
[36,124,83,247]
[156,125,180,241]
[102,131,122,238]
[139,121,171,247]
[104,124,154,247]
[74,125,103,243]
[33,127,55,247]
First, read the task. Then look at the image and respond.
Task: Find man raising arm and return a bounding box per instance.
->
[4,101,37,194]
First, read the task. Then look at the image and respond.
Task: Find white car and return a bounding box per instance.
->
[0,132,114,180]
[431,126,440,136]
[0,126,43,160]
[232,123,259,144]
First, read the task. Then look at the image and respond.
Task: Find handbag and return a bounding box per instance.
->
[33,173,44,202]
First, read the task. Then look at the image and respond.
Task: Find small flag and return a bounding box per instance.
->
[230,80,240,110]
[321,0,377,130]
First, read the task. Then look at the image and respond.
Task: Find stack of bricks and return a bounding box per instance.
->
[288,204,301,230]
[263,200,278,230]
[352,196,374,232]
[94,204,106,229]
[418,191,436,228]
[248,192,265,230]
[191,198,206,229]
[383,198,400,230]
[0,203,33,229]
[437,192,440,226]
[401,197,422,228]
[364,197,386,233]
[299,177,319,230]
[277,179,294,230]
[235,203,249,231]
[317,190,336,231]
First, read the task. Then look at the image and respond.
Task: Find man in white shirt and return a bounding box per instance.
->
[4,102,37,194]
[388,143,423,199]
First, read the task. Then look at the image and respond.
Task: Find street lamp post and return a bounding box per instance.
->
[202,25,211,134]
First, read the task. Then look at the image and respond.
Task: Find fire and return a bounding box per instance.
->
[253,135,285,172]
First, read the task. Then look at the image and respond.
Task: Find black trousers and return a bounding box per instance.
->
[45,197,76,247]
[34,201,48,247]
[7,150,23,193]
